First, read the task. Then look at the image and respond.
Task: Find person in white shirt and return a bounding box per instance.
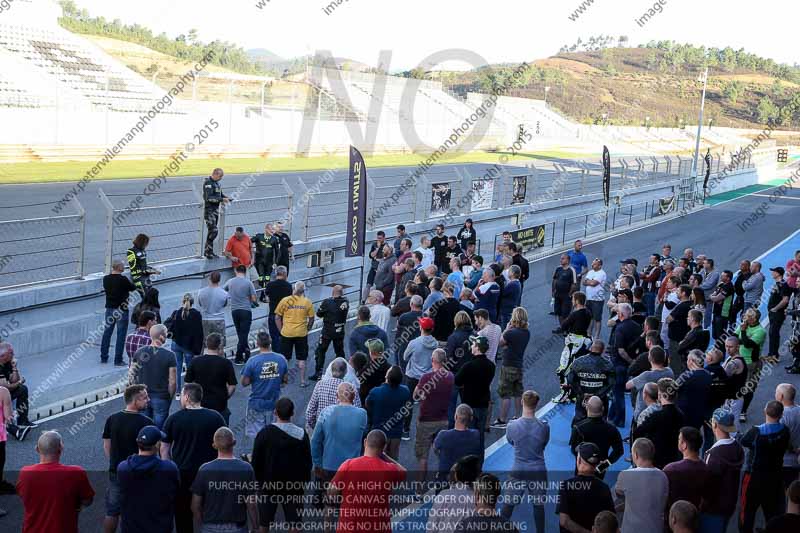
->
[415,237,434,269]
[365,290,391,332]
[659,275,681,346]
[582,258,608,339]
[474,309,502,363]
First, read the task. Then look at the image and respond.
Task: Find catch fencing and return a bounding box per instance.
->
[0,196,86,290]
[0,151,755,290]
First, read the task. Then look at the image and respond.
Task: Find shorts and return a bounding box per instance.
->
[554,294,572,318]
[415,420,448,459]
[105,472,122,517]
[498,366,523,399]
[586,300,604,321]
[245,407,274,439]
[281,335,309,361]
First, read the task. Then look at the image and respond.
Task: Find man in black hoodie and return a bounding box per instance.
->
[161,383,226,533]
[739,400,792,533]
[251,397,312,533]
[430,282,461,342]
[632,377,685,469]
[701,408,744,532]
[677,309,710,375]
[117,425,180,533]
[310,285,350,381]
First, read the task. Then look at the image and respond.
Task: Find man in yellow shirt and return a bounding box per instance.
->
[275,281,315,387]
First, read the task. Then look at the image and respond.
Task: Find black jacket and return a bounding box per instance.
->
[251,424,311,492]
[167,308,204,355]
[202,176,226,210]
[359,358,390,403]
[569,417,624,465]
[429,297,461,342]
[678,326,710,359]
[316,296,349,339]
[512,253,530,284]
[667,300,692,341]
[445,325,475,374]
[274,232,292,266]
[455,356,496,409]
[456,225,476,250]
[632,403,685,469]
[567,353,615,402]
[392,296,412,317]
[431,235,448,264]
[252,233,278,266]
[127,246,155,281]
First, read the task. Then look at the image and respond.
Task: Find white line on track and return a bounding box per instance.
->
[748,193,800,200]
[485,178,800,462]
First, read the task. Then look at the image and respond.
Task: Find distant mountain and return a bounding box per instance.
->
[247,49,378,76]
[246,48,286,66]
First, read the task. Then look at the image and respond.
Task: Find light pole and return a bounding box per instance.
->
[691,67,709,180]
[260,81,268,145]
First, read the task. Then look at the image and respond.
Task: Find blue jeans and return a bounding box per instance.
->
[500,312,511,331]
[172,342,194,393]
[643,292,656,317]
[609,363,628,427]
[703,305,713,329]
[448,388,460,429]
[698,513,730,533]
[499,470,547,533]
[100,307,129,364]
[470,407,488,450]
[268,314,282,354]
[144,397,172,429]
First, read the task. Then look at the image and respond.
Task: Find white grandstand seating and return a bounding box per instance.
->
[0,6,764,155]
[0,18,175,113]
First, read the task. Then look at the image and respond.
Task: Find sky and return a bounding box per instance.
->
[22,0,800,71]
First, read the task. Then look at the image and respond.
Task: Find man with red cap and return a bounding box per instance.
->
[402,316,438,440]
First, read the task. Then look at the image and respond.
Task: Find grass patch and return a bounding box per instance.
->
[0,150,585,184]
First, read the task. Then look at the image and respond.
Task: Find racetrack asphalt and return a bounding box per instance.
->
[1,181,798,531]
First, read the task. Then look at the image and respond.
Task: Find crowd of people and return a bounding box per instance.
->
[2,175,800,533]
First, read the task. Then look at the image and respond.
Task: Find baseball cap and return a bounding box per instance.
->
[418,317,435,330]
[577,442,601,465]
[711,408,736,432]
[365,338,384,353]
[770,266,786,276]
[136,425,166,447]
[469,335,489,353]
[620,258,638,265]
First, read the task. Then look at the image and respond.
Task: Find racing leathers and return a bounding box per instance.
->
[202,176,227,257]
[313,296,350,376]
[252,232,278,297]
[126,245,156,295]
[566,351,615,422]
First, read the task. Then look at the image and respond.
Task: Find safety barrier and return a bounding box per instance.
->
[0,151,755,290]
